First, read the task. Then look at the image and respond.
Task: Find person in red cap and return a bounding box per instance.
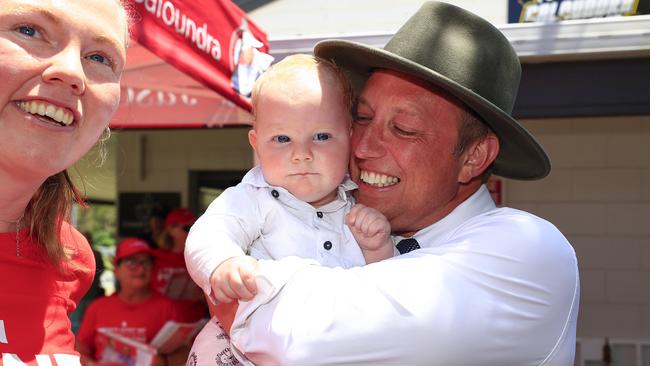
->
[151,208,207,323]
[76,238,177,366]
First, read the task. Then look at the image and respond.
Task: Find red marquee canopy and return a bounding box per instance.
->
[111,0,271,129]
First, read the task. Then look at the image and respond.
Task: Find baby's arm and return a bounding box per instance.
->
[346,203,394,264]
[186,184,265,306]
[210,255,259,303]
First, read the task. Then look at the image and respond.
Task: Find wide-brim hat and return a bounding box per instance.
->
[315,1,550,180]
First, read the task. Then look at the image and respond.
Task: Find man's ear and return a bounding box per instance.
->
[458,133,499,184]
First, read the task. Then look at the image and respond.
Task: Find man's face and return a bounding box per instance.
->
[351,70,468,236]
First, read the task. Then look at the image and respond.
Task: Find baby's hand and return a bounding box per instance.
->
[346,203,394,263]
[210,256,259,303]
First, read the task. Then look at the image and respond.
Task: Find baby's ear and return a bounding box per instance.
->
[248,129,258,152]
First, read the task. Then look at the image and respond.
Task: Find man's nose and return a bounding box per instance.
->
[353,124,385,159]
[42,46,86,95]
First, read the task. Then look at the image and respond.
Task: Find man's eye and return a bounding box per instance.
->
[393,125,417,137]
[274,135,290,143]
[314,132,331,141]
[15,25,39,38]
[353,114,372,125]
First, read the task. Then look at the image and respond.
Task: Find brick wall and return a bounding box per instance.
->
[115,128,253,206]
[507,115,650,338]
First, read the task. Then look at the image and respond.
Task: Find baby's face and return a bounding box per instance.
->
[249,74,351,207]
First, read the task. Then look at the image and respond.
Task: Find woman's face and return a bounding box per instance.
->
[0,0,127,181]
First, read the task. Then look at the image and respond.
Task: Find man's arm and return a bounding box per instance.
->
[230,215,579,366]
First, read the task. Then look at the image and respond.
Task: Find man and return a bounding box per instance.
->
[189,2,579,365]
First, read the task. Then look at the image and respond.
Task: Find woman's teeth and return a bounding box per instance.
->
[16,100,74,126]
[360,170,400,187]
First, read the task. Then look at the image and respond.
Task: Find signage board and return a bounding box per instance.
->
[509,0,648,23]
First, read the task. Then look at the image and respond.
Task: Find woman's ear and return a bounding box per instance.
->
[458,133,499,184]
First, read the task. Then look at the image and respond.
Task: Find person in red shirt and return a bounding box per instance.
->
[153,208,208,322]
[0,1,129,365]
[76,238,177,366]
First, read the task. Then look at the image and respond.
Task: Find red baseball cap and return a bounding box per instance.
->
[114,237,154,263]
[165,208,197,227]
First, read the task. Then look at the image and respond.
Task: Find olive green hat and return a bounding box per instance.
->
[314,1,550,180]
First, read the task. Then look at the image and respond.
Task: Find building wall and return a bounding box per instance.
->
[250,0,509,38]
[507,115,650,339]
[111,112,650,341]
[115,128,253,206]
[71,136,117,202]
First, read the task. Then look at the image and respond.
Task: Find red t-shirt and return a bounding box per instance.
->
[151,250,207,322]
[0,222,95,366]
[76,292,177,361]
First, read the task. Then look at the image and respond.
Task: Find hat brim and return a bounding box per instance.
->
[315,40,550,180]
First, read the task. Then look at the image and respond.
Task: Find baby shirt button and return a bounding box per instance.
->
[323,241,332,250]
[271,189,279,198]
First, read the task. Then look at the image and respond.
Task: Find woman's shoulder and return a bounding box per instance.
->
[59,221,92,257]
[59,221,96,292]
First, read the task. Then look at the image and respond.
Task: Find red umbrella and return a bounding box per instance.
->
[112,0,272,129]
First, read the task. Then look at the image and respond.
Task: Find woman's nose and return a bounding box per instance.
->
[42,46,86,95]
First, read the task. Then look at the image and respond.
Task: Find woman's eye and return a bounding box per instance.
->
[274,135,290,143]
[15,25,39,38]
[314,132,331,141]
[87,53,113,67]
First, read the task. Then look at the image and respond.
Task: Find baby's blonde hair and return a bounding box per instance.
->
[250,54,353,125]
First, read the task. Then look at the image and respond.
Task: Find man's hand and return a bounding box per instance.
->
[210,256,259,303]
[346,203,394,263]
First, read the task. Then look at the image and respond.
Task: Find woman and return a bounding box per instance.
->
[76,238,177,366]
[0,0,129,364]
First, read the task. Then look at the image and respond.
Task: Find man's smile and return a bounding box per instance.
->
[359,170,400,187]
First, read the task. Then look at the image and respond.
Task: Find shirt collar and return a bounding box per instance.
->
[393,184,496,245]
[242,166,357,211]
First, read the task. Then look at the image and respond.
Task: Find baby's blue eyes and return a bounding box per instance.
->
[274,135,290,143]
[314,132,331,141]
[273,133,332,143]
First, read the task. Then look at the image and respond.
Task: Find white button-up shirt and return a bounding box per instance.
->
[229,185,579,366]
[185,166,366,298]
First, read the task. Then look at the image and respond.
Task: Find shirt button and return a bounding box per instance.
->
[323,241,332,250]
[271,189,279,198]
[317,211,323,218]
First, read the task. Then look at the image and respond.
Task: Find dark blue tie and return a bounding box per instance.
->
[396,238,420,254]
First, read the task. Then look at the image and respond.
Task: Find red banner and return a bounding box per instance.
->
[126,0,272,112]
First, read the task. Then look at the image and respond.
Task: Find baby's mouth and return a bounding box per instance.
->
[16,100,75,127]
[359,170,400,187]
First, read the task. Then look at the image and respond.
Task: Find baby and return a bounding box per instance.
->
[184,54,395,365]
